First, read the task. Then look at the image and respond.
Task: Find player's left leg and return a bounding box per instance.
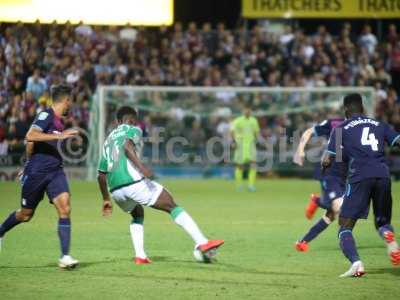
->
[371,178,400,265]
[151,188,224,253]
[0,208,34,251]
[0,173,47,251]
[234,164,244,191]
[248,161,257,192]
[48,170,78,269]
[129,205,151,264]
[52,192,78,269]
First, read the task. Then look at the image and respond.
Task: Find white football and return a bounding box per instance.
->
[193,248,216,263]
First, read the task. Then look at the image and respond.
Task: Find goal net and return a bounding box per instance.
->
[87,86,376,180]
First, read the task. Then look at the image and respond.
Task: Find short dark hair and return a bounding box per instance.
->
[51,84,72,102]
[116,106,137,122]
[343,93,363,113]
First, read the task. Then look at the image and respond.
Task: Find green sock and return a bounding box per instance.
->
[170,207,184,220]
[131,216,144,225]
[248,167,257,188]
[235,167,243,188]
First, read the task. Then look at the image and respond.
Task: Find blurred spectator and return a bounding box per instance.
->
[0,21,399,165]
[358,25,378,55]
[0,122,7,156]
[26,69,47,100]
[388,40,400,94]
[14,111,30,141]
[245,69,265,86]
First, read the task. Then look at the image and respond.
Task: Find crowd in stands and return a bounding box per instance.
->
[0,21,399,163]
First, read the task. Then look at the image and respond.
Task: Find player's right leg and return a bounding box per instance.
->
[296,197,342,252]
[371,178,400,266]
[233,146,245,191]
[234,164,244,191]
[129,205,151,264]
[336,180,372,277]
[151,188,224,254]
[338,217,365,277]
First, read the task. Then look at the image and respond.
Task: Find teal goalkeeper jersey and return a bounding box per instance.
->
[98,124,143,191]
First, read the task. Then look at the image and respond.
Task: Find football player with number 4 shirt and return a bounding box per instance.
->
[322,93,400,277]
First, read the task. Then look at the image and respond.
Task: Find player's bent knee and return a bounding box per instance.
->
[17,209,34,222]
[53,192,71,217]
[152,189,177,213]
[324,211,335,222]
[131,205,144,218]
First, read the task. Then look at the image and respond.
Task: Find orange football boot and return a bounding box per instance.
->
[295,241,309,252]
[305,193,320,220]
[134,257,152,265]
[197,240,224,253]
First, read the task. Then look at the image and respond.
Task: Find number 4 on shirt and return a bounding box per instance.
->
[361,127,379,151]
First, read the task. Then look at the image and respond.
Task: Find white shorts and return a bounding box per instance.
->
[111,179,164,213]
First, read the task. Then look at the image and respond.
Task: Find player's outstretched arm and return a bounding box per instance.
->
[293,127,314,166]
[124,139,153,178]
[97,172,112,216]
[25,127,79,142]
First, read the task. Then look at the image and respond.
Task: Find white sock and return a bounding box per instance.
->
[173,210,208,247]
[129,223,147,259]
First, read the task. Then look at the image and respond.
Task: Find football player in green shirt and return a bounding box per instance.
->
[97,106,224,264]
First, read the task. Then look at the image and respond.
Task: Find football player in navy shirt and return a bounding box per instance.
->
[293,117,346,252]
[322,93,400,277]
[0,85,79,269]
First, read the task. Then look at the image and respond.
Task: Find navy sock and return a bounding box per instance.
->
[339,227,360,263]
[378,224,394,239]
[58,218,71,256]
[0,211,21,237]
[301,218,329,243]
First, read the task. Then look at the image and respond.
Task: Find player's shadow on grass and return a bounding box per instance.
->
[151,256,310,277]
[367,267,400,277]
[0,258,126,270]
[318,245,383,251]
[0,264,56,270]
[99,271,294,288]
[150,256,193,263]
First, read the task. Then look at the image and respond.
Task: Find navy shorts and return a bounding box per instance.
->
[21,169,70,210]
[319,176,346,210]
[340,178,392,220]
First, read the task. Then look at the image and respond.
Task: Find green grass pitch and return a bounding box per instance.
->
[1,179,400,299]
